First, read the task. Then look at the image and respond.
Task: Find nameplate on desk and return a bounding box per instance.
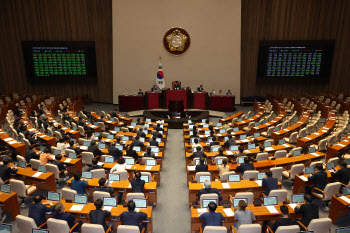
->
[90,125,97,128]
[32,172,43,177]
[322,130,327,133]
[188,166,195,171]
[266,206,278,213]
[226,151,233,155]
[265,123,270,126]
[340,196,350,204]
[284,129,289,132]
[297,122,303,124]
[110,131,116,134]
[244,150,250,153]
[275,132,280,134]
[8,141,17,144]
[70,205,84,211]
[314,132,320,135]
[271,121,276,123]
[3,138,13,142]
[298,176,308,181]
[222,183,230,189]
[65,158,72,163]
[255,180,262,186]
[344,140,349,143]
[223,208,234,217]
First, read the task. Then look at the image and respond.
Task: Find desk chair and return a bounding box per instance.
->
[243,122,255,133]
[282,164,304,181]
[266,225,300,233]
[23,138,31,149]
[126,193,146,202]
[141,172,154,182]
[17,155,26,162]
[315,138,327,152]
[261,189,287,203]
[142,157,155,164]
[62,188,77,201]
[116,225,144,233]
[309,161,323,168]
[78,138,86,145]
[288,147,302,157]
[93,191,110,201]
[311,182,341,208]
[200,226,226,233]
[54,131,62,142]
[298,218,332,233]
[111,170,129,180]
[30,159,42,170]
[65,121,71,128]
[121,127,129,132]
[274,150,287,159]
[46,164,66,186]
[261,126,275,138]
[230,192,254,205]
[214,156,228,165]
[256,152,269,161]
[47,218,81,233]
[81,152,94,166]
[102,132,109,138]
[10,179,37,208]
[232,223,261,233]
[65,148,76,156]
[218,171,236,182]
[200,193,219,207]
[16,215,46,233]
[194,172,211,182]
[78,126,85,137]
[92,169,106,179]
[98,122,106,131]
[228,117,238,127]
[270,167,283,181]
[101,155,113,162]
[71,122,77,129]
[327,157,339,165]
[242,170,258,180]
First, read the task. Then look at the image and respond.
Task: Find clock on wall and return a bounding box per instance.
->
[163,27,191,56]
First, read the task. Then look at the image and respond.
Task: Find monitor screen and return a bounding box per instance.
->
[305,167,314,175]
[233,198,247,208]
[238,118,242,122]
[0,224,11,233]
[140,175,149,183]
[103,197,117,207]
[257,173,266,180]
[133,198,147,208]
[254,133,260,138]
[93,122,98,126]
[83,141,91,146]
[263,196,278,206]
[279,139,285,145]
[131,122,136,126]
[291,194,304,203]
[70,139,77,144]
[293,150,301,157]
[47,192,60,202]
[301,131,307,138]
[308,147,316,153]
[115,145,123,150]
[125,158,135,165]
[336,227,350,233]
[18,160,27,168]
[220,129,226,134]
[145,118,151,123]
[151,147,159,153]
[208,138,213,143]
[98,143,106,149]
[228,174,241,182]
[146,160,156,166]
[202,119,206,123]
[69,152,77,159]
[240,135,247,140]
[189,125,194,130]
[343,187,350,196]
[33,230,49,233]
[133,146,141,152]
[104,156,114,163]
[139,137,145,142]
[107,134,114,139]
[188,120,192,124]
[114,127,121,132]
[233,127,239,132]
[199,176,211,183]
[0,184,11,194]
[248,144,255,150]
[257,40,334,82]
[346,159,350,166]
[217,123,222,127]
[326,162,335,170]
[40,146,46,152]
[205,130,210,135]
[216,159,223,165]
[237,157,245,164]
[275,126,281,132]
[203,124,209,128]
[108,174,120,182]
[74,194,88,205]
[38,165,46,173]
[224,137,229,142]
[230,145,238,151]
[202,199,218,208]
[22,41,97,82]
[82,172,92,179]
[94,132,100,137]
[264,141,272,147]
[53,149,61,155]
[122,136,129,142]
[211,147,219,153]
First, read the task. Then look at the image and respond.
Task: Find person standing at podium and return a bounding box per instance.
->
[197,85,204,92]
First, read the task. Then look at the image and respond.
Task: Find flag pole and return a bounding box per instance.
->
[159,56,161,63]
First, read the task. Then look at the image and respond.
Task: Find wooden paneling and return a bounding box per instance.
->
[0,0,113,103]
[241,0,350,97]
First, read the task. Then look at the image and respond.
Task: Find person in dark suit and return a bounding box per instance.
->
[130,171,145,193]
[132,136,144,147]
[110,109,118,118]
[120,200,147,231]
[143,147,155,159]
[108,142,123,161]
[53,202,82,232]
[196,156,208,172]
[28,195,54,228]
[137,128,146,138]
[306,163,327,195]
[88,158,104,172]
[68,140,81,155]
[89,199,113,231]
[190,146,207,159]
[199,201,224,229]
[71,172,89,195]
[224,135,236,149]
[25,131,38,145]
[152,128,162,138]
[294,194,319,230]
[263,205,298,232]
[331,161,350,185]
[262,170,279,196]
[198,180,222,202]
[190,131,198,138]
[215,148,226,158]
[126,144,139,161]
[38,105,45,116]
[149,136,159,147]
[25,145,39,163]
[0,158,18,183]
[208,136,220,151]
[96,177,115,197]
[151,85,157,92]
[52,154,67,178]
[138,89,144,96]
[236,157,254,175]
[197,85,204,92]
[254,145,265,159]
[88,141,103,157]
[226,90,232,95]
[235,146,246,158]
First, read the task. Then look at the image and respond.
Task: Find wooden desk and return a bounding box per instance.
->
[326,137,350,162]
[0,192,20,220]
[219,112,244,124]
[0,131,27,156]
[328,195,350,224]
[15,167,57,191]
[293,170,336,194]
[251,112,286,134]
[61,157,83,174]
[233,111,264,130]
[67,178,158,206]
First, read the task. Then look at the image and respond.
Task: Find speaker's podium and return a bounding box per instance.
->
[168,100,184,119]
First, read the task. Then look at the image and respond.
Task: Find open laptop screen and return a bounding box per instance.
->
[199,175,211,183]
[228,174,241,182]
[202,199,218,208]
[108,174,120,182]
[0,184,11,194]
[47,192,60,202]
[336,227,350,233]
[291,194,304,203]
[103,197,117,207]
[133,198,147,208]
[0,224,11,233]
[233,198,247,208]
[140,175,149,183]
[263,196,278,206]
[82,172,92,179]
[74,194,88,204]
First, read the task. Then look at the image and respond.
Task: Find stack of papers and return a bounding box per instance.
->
[32,172,43,177]
[283,144,289,148]
[226,151,234,155]
[65,158,72,163]
[80,146,88,150]
[197,208,207,216]
[222,183,230,189]
[339,196,350,204]
[188,166,196,171]
[255,180,262,186]
[266,206,278,213]
[265,147,274,151]
[338,144,346,147]
[223,208,234,217]
[97,162,104,166]
[244,150,250,153]
[289,203,297,209]
[145,166,152,170]
[216,134,222,137]
[8,141,17,144]
[70,205,84,211]
[298,176,308,181]
[3,138,13,142]
[126,165,132,169]
[103,206,113,211]
[311,153,320,157]
[304,137,312,140]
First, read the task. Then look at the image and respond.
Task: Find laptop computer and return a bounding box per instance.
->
[233,127,239,132]
[240,135,247,140]
[257,172,266,180]
[220,129,226,134]
[38,165,46,173]
[47,192,60,202]
[264,141,272,147]
[0,184,11,194]
[83,140,91,146]
[203,124,209,128]
[216,158,223,165]
[335,227,350,233]
[125,158,135,165]
[263,196,278,206]
[217,123,222,127]
[237,157,245,164]
[202,199,218,208]
[291,194,304,203]
[133,146,141,152]
[145,118,151,123]
[98,143,106,149]
[211,147,219,153]
[131,122,136,126]
[254,132,260,138]
[237,118,242,122]
[108,174,120,183]
[208,138,213,143]
[279,139,285,145]
[93,122,98,126]
[188,120,192,124]
[104,156,114,163]
[255,122,260,126]
[139,137,145,142]
[82,172,92,179]
[151,147,160,153]
[107,134,114,140]
[204,130,210,135]
[115,145,123,150]
[308,146,316,153]
[293,150,301,157]
[305,166,314,175]
[230,145,238,151]
[103,197,117,207]
[232,198,247,208]
[53,149,61,155]
[199,175,211,183]
[146,159,156,166]
[301,131,307,138]
[275,126,281,132]
[74,194,88,205]
[94,132,100,137]
[343,186,350,196]
[70,139,77,144]
[202,119,206,123]
[189,125,194,130]
[18,160,27,168]
[133,198,147,208]
[248,143,255,150]
[228,174,241,182]
[122,136,129,142]
[140,175,149,183]
[69,152,77,159]
[326,162,335,170]
[0,224,11,233]
[114,127,121,132]
[40,146,46,152]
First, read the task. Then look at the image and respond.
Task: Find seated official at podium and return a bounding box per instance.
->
[197,85,204,92]
[138,89,144,96]
[151,85,157,92]
[226,90,232,95]
[172,81,181,90]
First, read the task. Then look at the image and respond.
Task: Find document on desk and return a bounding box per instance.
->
[70,130,75,133]
[274,132,280,134]
[339,196,350,204]
[216,134,222,137]
[188,166,196,171]
[298,176,308,181]
[199,135,204,138]
[311,152,320,157]
[240,139,249,143]
[106,121,112,123]
[197,208,207,216]
[145,166,152,170]
[322,130,327,133]
[80,146,88,150]
[226,151,233,155]
[3,138,13,142]
[28,128,36,132]
[32,172,43,177]
[70,205,84,211]
[283,144,289,148]
[8,141,17,144]
[338,144,346,147]
[289,203,297,209]
[244,150,250,153]
[314,132,320,135]
[128,184,131,188]
[304,137,312,140]
[223,208,234,217]
[97,162,104,166]
[255,180,262,186]
[222,183,231,189]
[103,206,113,211]
[110,131,116,134]
[266,206,278,213]
[126,165,132,169]
[65,158,72,163]
[265,147,274,151]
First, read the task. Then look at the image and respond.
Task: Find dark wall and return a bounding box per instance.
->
[241,0,350,97]
[0,0,113,103]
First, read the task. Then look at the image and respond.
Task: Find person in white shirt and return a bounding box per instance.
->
[56,138,69,152]
[191,138,201,150]
[110,157,127,173]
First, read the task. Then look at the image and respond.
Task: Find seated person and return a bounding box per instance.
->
[96,177,115,197]
[218,158,230,178]
[0,157,18,183]
[196,156,208,172]
[197,85,204,92]
[88,140,103,157]
[28,195,54,228]
[149,136,159,147]
[199,201,224,229]
[126,144,139,161]
[190,146,207,159]
[262,170,279,196]
[236,157,254,174]
[108,142,123,161]
[110,157,127,173]
[294,194,319,230]
[25,131,38,145]
[152,128,162,138]
[235,146,246,158]
[233,200,256,230]
[215,147,226,158]
[110,109,118,118]
[136,118,144,125]
[25,145,39,163]
[151,85,157,92]
[40,148,54,165]
[52,154,68,178]
[143,147,155,158]
[120,200,147,231]
[198,180,222,203]
[71,172,89,195]
[208,136,220,151]
[132,136,144,147]
[130,171,145,193]
[138,89,144,96]
[254,145,265,159]
[88,158,104,172]
[263,205,298,232]
[137,128,146,138]
[89,199,113,232]
[331,161,350,185]
[192,138,200,148]
[53,202,82,232]
[68,140,81,155]
[226,90,232,95]
[306,164,327,195]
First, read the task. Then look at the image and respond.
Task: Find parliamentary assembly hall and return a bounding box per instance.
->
[0,0,350,232]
